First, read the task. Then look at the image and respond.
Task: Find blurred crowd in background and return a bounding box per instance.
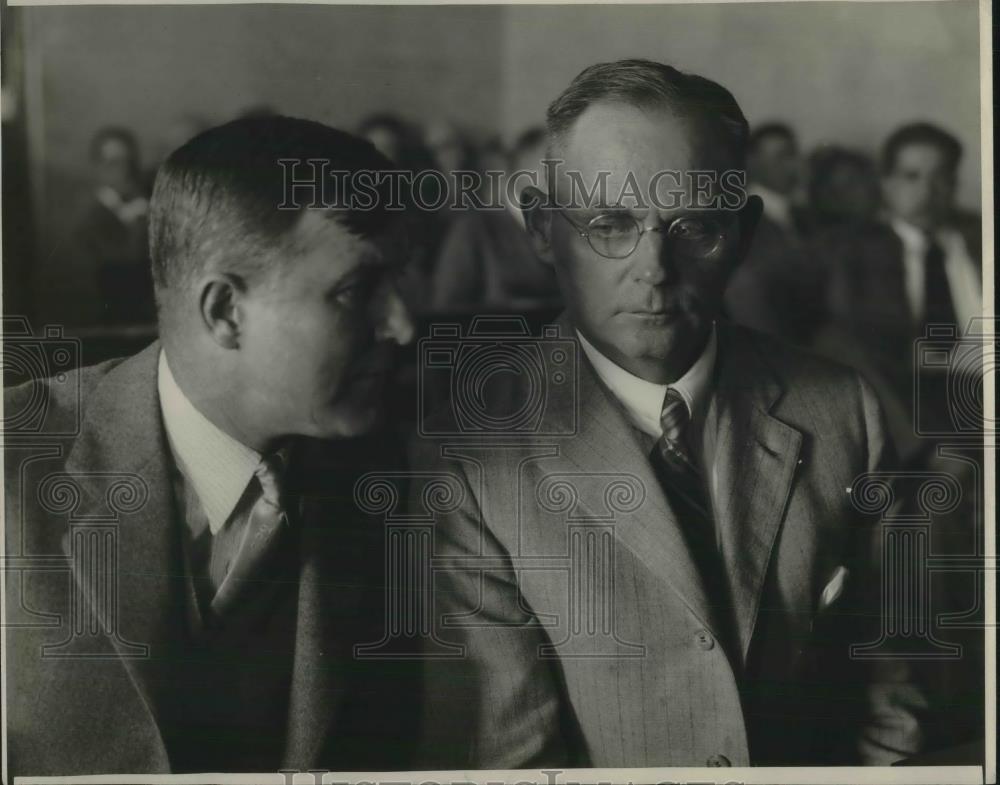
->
[64,109,982,463]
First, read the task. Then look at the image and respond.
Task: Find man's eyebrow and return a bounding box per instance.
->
[324,259,368,290]
[569,204,638,215]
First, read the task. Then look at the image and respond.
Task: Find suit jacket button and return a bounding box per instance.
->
[706,754,731,766]
[694,629,715,650]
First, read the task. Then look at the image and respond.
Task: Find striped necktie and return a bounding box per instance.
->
[655,388,735,649]
[657,388,710,518]
[210,450,293,616]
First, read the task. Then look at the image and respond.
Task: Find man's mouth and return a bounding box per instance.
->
[629,310,678,325]
[628,303,681,318]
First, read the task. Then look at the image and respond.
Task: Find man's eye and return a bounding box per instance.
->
[589,216,634,238]
[669,219,713,240]
[332,280,372,307]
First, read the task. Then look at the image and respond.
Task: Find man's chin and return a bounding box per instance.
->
[309,400,384,441]
[620,318,700,356]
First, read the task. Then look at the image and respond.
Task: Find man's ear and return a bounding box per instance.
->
[734,194,764,262]
[198,274,245,349]
[521,185,555,265]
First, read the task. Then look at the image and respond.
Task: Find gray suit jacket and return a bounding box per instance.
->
[4,342,414,776]
[413,317,924,768]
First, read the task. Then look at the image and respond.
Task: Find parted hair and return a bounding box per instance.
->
[546,59,750,167]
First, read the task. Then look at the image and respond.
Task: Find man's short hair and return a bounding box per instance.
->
[89,126,140,163]
[149,115,395,303]
[748,122,797,154]
[545,59,749,167]
[881,122,962,175]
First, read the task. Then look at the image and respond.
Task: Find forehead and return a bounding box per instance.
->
[287,209,386,282]
[557,102,724,204]
[894,143,950,172]
[755,134,796,156]
[99,138,132,159]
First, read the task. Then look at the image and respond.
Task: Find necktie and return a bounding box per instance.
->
[923,236,957,329]
[657,389,711,519]
[654,390,734,649]
[210,450,293,616]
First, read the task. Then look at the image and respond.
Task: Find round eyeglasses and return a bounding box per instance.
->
[556,210,730,260]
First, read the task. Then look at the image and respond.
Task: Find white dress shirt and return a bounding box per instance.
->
[157,350,261,535]
[890,218,982,330]
[577,326,720,501]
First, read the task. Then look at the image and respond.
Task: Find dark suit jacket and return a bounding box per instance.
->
[822,217,982,411]
[412,317,924,768]
[4,342,415,776]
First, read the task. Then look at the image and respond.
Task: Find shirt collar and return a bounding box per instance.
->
[892,217,967,257]
[890,217,929,253]
[576,325,718,438]
[157,350,261,534]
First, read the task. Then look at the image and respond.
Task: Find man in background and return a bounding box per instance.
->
[430,126,560,311]
[73,126,155,325]
[822,122,982,445]
[724,122,824,343]
[5,116,415,776]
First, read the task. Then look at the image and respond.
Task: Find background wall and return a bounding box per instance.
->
[499,1,982,193]
[11,1,983,323]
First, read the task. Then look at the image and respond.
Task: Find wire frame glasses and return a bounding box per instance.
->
[556,210,731,260]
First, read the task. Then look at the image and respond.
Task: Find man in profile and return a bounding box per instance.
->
[415,60,924,768]
[5,116,415,775]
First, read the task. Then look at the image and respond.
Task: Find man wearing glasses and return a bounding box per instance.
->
[415,60,924,768]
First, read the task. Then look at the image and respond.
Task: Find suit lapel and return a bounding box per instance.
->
[61,342,177,764]
[551,315,722,640]
[712,326,802,663]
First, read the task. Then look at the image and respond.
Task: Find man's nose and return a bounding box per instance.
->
[374,280,415,346]
[630,225,676,285]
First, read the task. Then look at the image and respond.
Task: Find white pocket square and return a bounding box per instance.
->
[819,565,850,610]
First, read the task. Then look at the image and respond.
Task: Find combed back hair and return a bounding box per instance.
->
[748,122,797,153]
[149,115,395,305]
[545,59,750,167]
[881,122,963,175]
